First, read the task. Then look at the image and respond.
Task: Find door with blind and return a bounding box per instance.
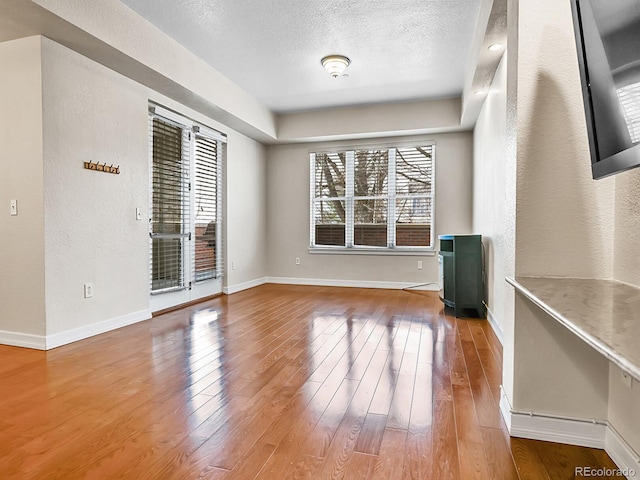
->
[149,106,224,311]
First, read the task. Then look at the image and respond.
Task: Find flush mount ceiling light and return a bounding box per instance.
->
[321,55,351,78]
[488,43,503,51]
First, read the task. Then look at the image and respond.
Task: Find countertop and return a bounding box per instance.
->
[506,276,640,381]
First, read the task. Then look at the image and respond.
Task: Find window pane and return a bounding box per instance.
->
[396,146,433,195]
[151,119,188,235]
[354,199,387,247]
[354,149,388,197]
[396,197,432,247]
[315,152,346,198]
[314,200,345,246]
[151,117,189,294]
[151,237,183,290]
[194,136,217,282]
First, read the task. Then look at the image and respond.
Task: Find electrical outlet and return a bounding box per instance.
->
[621,370,633,389]
[10,199,17,216]
[417,260,423,270]
[84,283,93,299]
[295,257,301,265]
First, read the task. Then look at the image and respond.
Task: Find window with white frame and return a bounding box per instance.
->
[310,144,434,251]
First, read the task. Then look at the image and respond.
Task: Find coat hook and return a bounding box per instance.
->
[84,160,120,174]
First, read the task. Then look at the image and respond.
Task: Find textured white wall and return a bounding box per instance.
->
[225,132,268,289]
[276,98,461,143]
[614,171,640,286]
[41,38,150,335]
[502,0,519,402]
[266,132,473,285]
[503,0,615,416]
[507,0,616,417]
[608,363,640,453]
[473,53,508,336]
[0,33,269,341]
[0,33,267,342]
[514,296,609,419]
[39,37,270,331]
[0,37,46,337]
[513,0,615,279]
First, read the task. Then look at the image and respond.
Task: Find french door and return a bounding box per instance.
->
[149,105,224,311]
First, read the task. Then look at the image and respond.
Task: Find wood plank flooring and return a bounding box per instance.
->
[0,285,624,479]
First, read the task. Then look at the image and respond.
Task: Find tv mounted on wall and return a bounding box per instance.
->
[570,0,640,179]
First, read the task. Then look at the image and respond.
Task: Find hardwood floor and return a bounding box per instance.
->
[0,285,624,479]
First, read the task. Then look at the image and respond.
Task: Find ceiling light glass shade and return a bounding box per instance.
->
[488,43,503,51]
[321,55,350,78]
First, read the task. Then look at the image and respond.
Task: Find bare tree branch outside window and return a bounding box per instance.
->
[312,146,434,248]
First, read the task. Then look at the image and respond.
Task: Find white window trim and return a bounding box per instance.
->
[308,247,436,256]
[309,142,436,256]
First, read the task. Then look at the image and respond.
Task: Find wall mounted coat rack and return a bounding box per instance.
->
[84,161,120,174]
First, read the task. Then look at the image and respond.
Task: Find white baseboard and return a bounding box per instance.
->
[224,277,268,295]
[606,426,640,478]
[500,387,606,448]
[510,412,607,449]
[500,388,639,478]
[0,330,47,350]
[45,309,151,349]
[485,305,504,345]
[0,309,152,351]
[266,276,439,291]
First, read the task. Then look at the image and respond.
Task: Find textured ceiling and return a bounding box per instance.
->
[120,0,482,113]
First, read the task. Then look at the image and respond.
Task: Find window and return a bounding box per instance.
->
[150,116,190,292]
[310,144,434,252]
[149,105,224,305]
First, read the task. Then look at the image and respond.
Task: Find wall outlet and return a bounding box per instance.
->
[84,283,93,299]
[10,199,17,216]
[417,260,423,270]
[621,370,633,389]
[295,257,301,265]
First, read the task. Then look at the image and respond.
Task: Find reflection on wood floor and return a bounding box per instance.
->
[0,285,622,479]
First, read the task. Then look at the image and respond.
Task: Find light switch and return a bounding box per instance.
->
[136,207,142,221]
[10,199,17,216]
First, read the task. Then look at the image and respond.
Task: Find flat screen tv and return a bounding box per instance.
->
[570,0,640,179]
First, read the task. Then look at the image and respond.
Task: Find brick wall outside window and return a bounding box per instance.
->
[315,224,430,247]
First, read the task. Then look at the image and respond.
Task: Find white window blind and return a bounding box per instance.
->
[194,133,223,282]
[150,116,191,293]
[149,105,225,296]
[353,149,389,247]
[310,144,435,251]
[395,146,434,247]
[311,151,347,247]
